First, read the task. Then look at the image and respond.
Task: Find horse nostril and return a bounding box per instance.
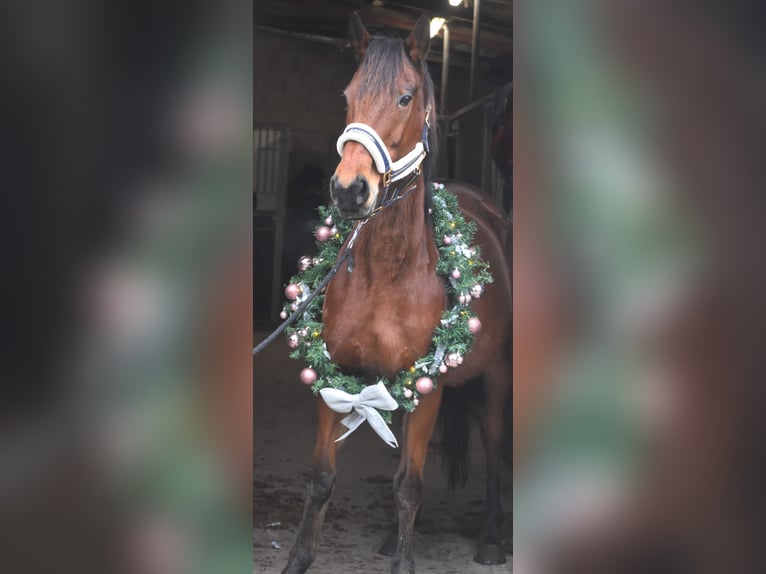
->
[353,176,369,205]
[331,174,370,212]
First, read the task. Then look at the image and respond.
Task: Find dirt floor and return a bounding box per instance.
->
[254,331,512,574]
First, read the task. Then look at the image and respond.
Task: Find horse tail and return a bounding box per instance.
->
[438,378,483,489]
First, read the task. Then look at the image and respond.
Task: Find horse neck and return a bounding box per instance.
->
[353,178,433,279]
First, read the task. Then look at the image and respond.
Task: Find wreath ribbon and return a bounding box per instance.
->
[319,382,400,448]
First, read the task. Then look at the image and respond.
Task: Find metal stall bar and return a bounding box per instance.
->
[253,123,291,323]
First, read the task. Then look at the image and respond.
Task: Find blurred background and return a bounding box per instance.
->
[514,1,765,573]
[2,1,252,573]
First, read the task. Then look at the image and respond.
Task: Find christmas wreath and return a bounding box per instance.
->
[281,182,493,424]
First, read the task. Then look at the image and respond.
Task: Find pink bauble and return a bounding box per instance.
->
[285,283,300,300]
[404,388,413,399]
[458,294,466,305]
[324,216,333,226]
[451,268,461,279]
[290,303,298,312]
[279,310,287,320]
[468,317,482,334]
[470,285,483,299]
[457,354,464,365]
[415,377,434,394]
[439,364,448,374]
[300,367,317,385]
[330,226,338,236]
[315,226,331,242]
[443,235,452,245]
[287,334,299,349]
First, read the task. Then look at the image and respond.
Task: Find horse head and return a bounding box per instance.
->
[330,13,434,219]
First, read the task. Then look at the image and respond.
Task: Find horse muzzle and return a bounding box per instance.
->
[329,174,376,219]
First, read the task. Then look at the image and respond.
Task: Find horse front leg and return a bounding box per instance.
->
[282,398,344,574]
[391,385,443,574]
[475,357,511,565]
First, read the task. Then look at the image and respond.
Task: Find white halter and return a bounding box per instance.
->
[335,108,430,187]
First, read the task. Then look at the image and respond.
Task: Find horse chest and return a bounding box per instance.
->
[322,274,444,378]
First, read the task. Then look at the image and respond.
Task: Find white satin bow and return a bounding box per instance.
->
[319,381,399,448]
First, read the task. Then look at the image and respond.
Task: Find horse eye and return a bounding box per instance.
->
[398,94,413,107]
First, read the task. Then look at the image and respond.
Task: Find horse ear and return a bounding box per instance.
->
[406,13,431,62]
[349,12,371,62]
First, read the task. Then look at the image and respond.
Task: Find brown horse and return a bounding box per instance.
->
[282,14,511,574]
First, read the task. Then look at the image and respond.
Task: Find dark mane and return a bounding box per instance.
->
[358,36,405,98]
[359,36,439,211]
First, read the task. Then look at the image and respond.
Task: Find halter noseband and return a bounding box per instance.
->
[336,106,431,190]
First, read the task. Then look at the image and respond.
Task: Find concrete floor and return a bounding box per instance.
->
[254,331,512,574]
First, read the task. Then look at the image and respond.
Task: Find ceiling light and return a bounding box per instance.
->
[429,17,446,38]
[448,0,462,7]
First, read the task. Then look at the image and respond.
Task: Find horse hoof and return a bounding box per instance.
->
[474,543,507,565]
[378,529,398,556]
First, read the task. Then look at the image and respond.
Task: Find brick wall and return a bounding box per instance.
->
[254,30,356,186]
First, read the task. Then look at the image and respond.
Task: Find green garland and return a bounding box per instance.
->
[282,183,493,422]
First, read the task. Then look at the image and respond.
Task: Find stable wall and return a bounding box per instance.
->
[254,29,356,186]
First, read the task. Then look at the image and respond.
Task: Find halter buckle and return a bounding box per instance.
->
[383,169,392,188]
